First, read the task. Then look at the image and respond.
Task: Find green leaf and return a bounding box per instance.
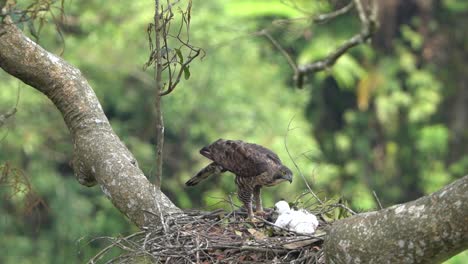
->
[443,0,468,12]
[175,48,183,64]
[183,65,190,80]
[401,25,423,50]
[416,125,449,156]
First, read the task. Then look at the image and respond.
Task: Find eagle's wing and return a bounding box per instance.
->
[248,143,282,164]
[204,139,282,177]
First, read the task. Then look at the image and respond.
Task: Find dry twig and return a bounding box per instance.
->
[373,190,383,210]
[284,116,324,206]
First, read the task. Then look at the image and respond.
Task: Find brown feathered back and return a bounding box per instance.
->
[200,139,283,177]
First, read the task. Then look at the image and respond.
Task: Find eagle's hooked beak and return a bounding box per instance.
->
[282,166,293,184]
[286,174,293,184]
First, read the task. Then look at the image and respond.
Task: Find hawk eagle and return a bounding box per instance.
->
[186,139,293,219]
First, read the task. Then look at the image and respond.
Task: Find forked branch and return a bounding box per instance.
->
[294,0,378,88]
[262,0,378,88]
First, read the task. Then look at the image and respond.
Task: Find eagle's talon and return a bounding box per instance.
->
[254,210,268,217]
[248,216,262,223]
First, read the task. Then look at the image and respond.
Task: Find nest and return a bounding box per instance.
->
[88,208,329,264]
[87,190,358,264]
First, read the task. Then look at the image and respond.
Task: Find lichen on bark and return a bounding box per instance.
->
[325,175,468,263]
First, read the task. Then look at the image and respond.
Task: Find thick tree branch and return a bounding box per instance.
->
[0,18,181,228]
[325,175,468,263]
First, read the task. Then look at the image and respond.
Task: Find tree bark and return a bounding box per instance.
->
[0,19,181,229]
[325,175,468,263]
[153,0,164,188]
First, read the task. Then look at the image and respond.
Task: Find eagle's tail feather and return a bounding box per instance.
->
[186,162,224,186]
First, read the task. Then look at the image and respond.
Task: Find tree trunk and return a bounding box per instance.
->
[0,19,181,229]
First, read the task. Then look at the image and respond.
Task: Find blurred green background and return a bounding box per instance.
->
[1,0,467,263]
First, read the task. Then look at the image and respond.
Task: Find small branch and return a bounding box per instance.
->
[154,0,164,187]
[0,108,17,127]
[158,1,202,97]
[294,0,378,88]
[313,1,355,24]
[0,84,20,128]
[159,48,201,96]
[296,27,371,74]
[353,0,368,24]
[331,203,356,215]
[250,0,377,88]
[284,116,323,205]
[87,232,145,264]
[372,190,383,210]
[149,0,201,184]
[260,29,297,73]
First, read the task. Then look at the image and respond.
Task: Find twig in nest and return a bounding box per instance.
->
[284,116,324,205]
[88,209,326,264]
[373,190,383,209]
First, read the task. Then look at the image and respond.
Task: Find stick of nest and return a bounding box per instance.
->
[88,210,326,264]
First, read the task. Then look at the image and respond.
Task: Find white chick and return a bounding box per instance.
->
[274,201,319,235]
[290,209,319,234]
[274,201,293,228]
[275,200,292,215]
